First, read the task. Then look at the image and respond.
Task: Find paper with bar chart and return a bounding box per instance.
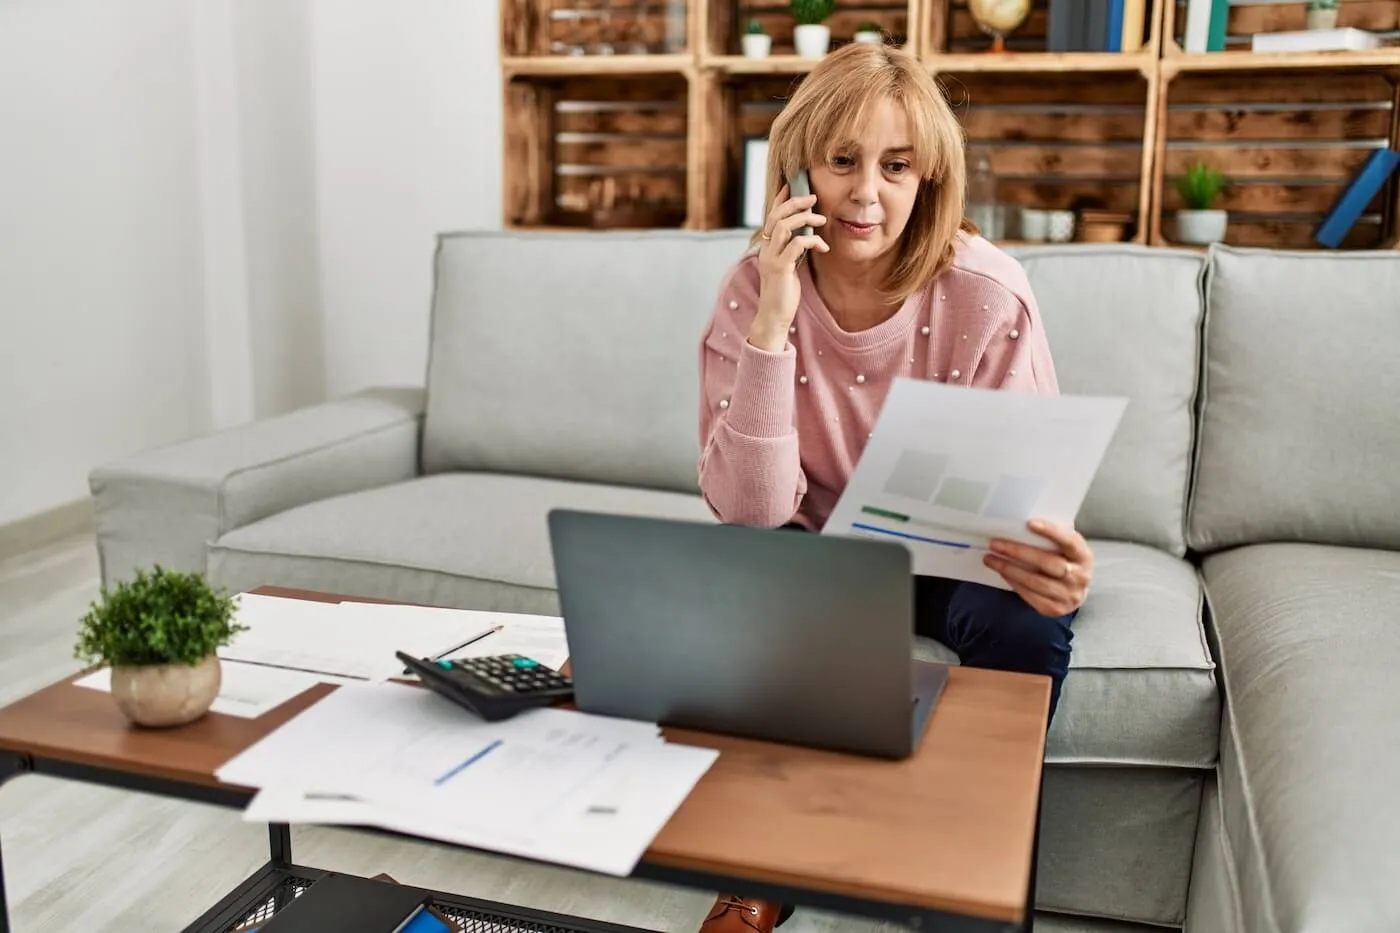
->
[823,378,1127,588]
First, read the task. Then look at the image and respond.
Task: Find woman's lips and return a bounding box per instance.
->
[839,220,878,237]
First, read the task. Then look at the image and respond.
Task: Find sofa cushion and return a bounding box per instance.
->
[208,473,716,615]
[421,229,755,495]
[907,540,1216,768]
[1203,542,1400,933]
[1005,244,1206,557]
[1188,244,1400,553]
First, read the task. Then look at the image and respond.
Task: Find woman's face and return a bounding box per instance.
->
[808,96,922,267]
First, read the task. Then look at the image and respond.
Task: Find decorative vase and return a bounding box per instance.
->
[110,654,221,728]
[1306,7,1339,28]
[742,33,772,58]
[794,24,831,58]
[854,30,883,44]
[1175,209,1228,245]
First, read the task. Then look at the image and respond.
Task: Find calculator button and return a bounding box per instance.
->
[437,660,454,669]
[512,658,539,669]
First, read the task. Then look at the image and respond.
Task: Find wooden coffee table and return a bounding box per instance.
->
[0,587,1050,933]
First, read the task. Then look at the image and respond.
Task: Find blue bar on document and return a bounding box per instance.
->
[434,738,503,786]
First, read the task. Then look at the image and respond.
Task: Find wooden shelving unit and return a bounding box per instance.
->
[501,0,1400,250]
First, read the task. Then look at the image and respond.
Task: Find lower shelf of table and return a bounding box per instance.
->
[185,861,662,933]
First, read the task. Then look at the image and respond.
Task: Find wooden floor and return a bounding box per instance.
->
[0,531,1152,933]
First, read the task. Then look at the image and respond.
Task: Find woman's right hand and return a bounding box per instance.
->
[749,184,828,352]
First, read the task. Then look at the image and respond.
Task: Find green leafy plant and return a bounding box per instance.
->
[791,0,837,26]
[857,20,883,32]
[747,18,767,34]
[1174,162,1227,210]
[1307,0,1338,11]
[74,566,245,668]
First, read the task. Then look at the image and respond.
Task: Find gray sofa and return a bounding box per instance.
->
[89,231,1400,933]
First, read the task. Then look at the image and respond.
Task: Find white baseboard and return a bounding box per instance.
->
[0,498,96,564]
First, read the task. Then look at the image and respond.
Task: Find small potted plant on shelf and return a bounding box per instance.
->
[1173,161,1228,245]
[1306,0,1340,30]
[791,0,836,58]
[742,19,772,59]
[854,20,885,43]
[74,566,245,728]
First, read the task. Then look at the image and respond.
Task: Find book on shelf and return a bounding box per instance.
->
[1047,0,1146,51]
[1314,148,1400,250]
[1251,27,1382,53]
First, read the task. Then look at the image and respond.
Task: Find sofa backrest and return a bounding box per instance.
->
[1186,244,1400,553]
[421,229,755,493]
[1007,244,1206,557]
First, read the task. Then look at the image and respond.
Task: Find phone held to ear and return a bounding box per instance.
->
[786,169,815,238]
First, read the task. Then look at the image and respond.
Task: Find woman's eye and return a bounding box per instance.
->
[886,162,910,174]
[831,156,854,168]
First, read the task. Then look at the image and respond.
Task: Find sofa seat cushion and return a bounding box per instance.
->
[922,540,1217,768]
[208,473,715,614]
[1203,543,1400,933]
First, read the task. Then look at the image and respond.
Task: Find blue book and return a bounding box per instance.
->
[1105,0,1124,51]
[1315,148,1400,249]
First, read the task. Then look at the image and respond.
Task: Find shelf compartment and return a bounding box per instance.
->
[704,72,808,228]
[1161,48,1400,77]
[503,0,692,58]
[1165,0,1400,58]
[1151,71,1400,248]
[708,0,914,58]
[504,74,692,230]
[947,72,1154,241]
[924,0,1160,55]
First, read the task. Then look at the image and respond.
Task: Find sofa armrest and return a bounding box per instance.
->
[90,386,424,585]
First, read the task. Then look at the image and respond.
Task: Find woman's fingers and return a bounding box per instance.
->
[1028,519,1094,563]
[780,234,829,263]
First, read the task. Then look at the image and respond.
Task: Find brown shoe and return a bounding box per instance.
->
[699,895,784,933]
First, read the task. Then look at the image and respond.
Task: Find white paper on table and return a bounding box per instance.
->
[240,739,718,876]
[447,614,571,671]
[222,594,501,681]
[223,681,712,876]
[73,661,348,719]
[824,378,1127,589]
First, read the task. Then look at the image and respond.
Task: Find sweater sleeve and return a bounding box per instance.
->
[696,256,808,527]
[968,270,1061,395]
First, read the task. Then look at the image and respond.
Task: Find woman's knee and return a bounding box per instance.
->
[949,583,1075,672]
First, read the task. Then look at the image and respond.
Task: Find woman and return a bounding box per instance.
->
[694,41,1093,933]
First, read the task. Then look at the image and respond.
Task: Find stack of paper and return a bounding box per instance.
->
[75,594,574,720]
[217,681,718,876]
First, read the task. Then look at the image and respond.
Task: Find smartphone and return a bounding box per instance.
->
[786,169,815,238]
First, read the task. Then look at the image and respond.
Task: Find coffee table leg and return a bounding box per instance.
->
[269,822,292,865]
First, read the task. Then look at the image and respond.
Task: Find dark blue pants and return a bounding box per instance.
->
[913,574,1077,725]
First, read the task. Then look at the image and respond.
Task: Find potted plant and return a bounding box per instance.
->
[791,0,836,58]
[1306,0,1339,29]
[74,566,245,728]
[1173,162,1228,245]
[854,20,885,43]
[742,19,772,58]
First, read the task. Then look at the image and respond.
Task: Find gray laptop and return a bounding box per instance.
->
[545,509,949,760]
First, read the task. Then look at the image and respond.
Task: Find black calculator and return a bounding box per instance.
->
[396,651,573,722]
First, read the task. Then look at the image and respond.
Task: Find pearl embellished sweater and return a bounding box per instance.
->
[697,233,1062,531]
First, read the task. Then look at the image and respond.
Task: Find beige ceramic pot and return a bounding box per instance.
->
[110,654,221,728]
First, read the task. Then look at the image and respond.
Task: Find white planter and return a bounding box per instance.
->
[853,30,883,44]
[1176,209,1228,245]
[1306,7,1339,28]
[110,654,221,728]
[741,33,772,58]
[794,24,831,58]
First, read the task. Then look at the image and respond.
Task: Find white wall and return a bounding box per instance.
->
[0,0,503,527]
[310,0,503,398]
[0,0,210,527]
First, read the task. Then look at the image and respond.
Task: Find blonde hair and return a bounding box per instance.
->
[755,42,973,304]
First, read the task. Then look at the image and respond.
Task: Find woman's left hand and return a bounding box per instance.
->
[984,519,1094,617]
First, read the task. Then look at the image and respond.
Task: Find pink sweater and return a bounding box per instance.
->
[697,233,1061,530]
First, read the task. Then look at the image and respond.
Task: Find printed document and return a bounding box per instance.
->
[824,378,1126,588]
[217,681,717,875]
[74,661,355,720]
[221,595,566,681]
